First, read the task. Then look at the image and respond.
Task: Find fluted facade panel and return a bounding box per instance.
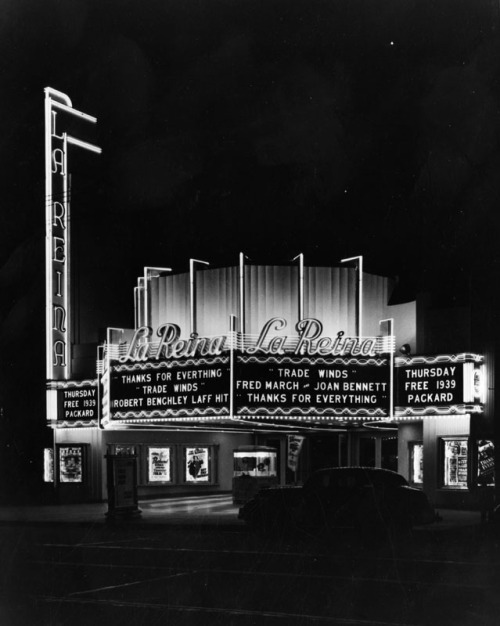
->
[144,264,396,340]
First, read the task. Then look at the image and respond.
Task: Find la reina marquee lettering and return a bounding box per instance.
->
[116,317,381,363]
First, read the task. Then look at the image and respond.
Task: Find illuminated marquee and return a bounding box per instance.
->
[235,355,390,418]
[57,384,98,421]
[108,358,231,421]
[395,353,485,417]
[103,317,394,423]
[45,88,101,381]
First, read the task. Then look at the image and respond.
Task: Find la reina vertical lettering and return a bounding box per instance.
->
[45,88,101,381]
[50,107,68,377]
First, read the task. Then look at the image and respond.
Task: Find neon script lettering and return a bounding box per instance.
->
[117,317,380,363]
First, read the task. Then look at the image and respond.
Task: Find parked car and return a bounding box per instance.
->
[238,467,437,537]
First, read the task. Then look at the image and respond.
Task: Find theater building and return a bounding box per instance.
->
[45,256,492,510]
[43,88,494,511]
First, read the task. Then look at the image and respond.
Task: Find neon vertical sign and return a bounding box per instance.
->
[45,88,101,381]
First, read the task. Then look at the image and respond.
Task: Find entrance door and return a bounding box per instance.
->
[359,437,376,467]
[381,437,398,472]
[309,435,343,473]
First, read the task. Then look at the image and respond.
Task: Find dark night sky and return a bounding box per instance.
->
[1,0,500,482]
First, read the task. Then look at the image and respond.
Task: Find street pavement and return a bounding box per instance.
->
[0,492,488,531]
[1,496,499,626]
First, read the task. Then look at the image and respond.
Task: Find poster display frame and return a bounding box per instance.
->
[146,446,173,484]
[408,441,424,486]
[182,445,217,485]
[476,439,495,486]
[441,437,469,490]
[58,444,86,484]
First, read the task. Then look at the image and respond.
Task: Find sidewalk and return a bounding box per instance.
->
[0,494,487,531]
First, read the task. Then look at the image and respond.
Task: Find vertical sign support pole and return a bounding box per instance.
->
[143,267,172,327]
[341,256,363,338]
[229,315,236,420]
[239,253,246,335]
[97,344,104,431]
[190,259,210,335]
[380,318,394,420]
[292,253,304,323]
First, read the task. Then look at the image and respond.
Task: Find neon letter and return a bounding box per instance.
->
[53,305,67,332]
[53,237,66,263]
[52,202,66,229]
[52,148,65,175]
[53,340,66,367]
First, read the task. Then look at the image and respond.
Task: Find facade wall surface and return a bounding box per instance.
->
[147,265,399,338]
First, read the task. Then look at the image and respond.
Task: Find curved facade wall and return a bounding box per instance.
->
[143,264,405,343]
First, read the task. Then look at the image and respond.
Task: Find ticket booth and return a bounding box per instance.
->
[232,446,278,504]
[105,453,141,521]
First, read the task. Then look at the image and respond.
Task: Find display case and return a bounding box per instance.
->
[43,448,54,483]
[59,445,84,483]
[183,445,217,485]
[477,439,495,486]
[443,439,468,489]
[232,446,278,504]
[148,447,172,483]
[409,442,423,485]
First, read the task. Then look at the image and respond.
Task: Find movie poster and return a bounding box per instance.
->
[410,443,424,485]
[443,440,468,488]
[59,446,83,483]
[477,440,495,486]
[185,447,209,482]
[148,447,171,482]
[43,448,54,483]
[287,435,305,472]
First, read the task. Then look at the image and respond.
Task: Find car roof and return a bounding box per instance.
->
[305,467,408,486]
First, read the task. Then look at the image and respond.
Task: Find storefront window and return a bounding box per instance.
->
[409,443,423,485]
[185,447,210,483]
[148,447,172,483]
[443,439,468,489]
[477,440,495,486]
[43,448,54,483]
[59,446,83,483]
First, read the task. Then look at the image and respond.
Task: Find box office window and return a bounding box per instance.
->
[234,450,278,478]
[442,439,468,489]
[409,442,423,486]
[59,446,84,483]
[184,446,215,484]
[147,447,173,483]
[477,439,495,486]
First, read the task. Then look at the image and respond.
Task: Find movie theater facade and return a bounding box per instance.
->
[46,257,491,510]
[43,88,493,510]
